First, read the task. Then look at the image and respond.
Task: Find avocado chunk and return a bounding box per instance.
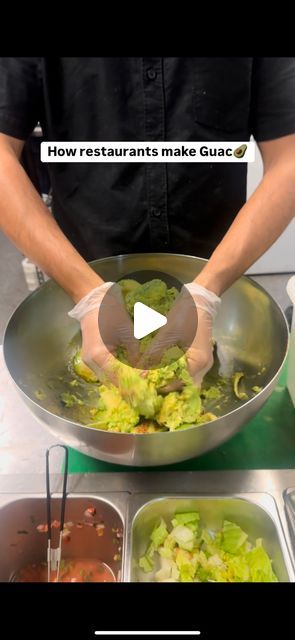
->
[72,350,99,383]
[118,279,141,299]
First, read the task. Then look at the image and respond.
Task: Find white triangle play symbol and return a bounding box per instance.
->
[133,302,167,340]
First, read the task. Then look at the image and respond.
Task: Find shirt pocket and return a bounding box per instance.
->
[192,58,253,134]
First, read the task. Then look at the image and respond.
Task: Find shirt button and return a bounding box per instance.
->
[147,68,157,81]
[151,208,161,217]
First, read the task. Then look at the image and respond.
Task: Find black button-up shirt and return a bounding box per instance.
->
[0,57,295,261]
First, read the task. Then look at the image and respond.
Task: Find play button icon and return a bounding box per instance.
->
[133,302,167,340]
[97,268,198,372]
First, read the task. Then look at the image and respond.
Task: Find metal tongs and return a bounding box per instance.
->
[46,444,69,583]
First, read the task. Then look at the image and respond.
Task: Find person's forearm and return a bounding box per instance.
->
[0,140,103,302]
[195,160,295,296]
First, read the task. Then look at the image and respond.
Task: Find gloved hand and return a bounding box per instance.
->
[139,282,221,386]
[68,282,140,384]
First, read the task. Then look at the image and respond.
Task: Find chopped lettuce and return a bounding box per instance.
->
[221,520,248,554]
[150,518,168,548]
[139,554,154,573]
[170,525,195,551]
[139,540,156,572]
[172,512,200,526]
[246,542,278,582]
[138,511,278,583]
[175,548,197,582]
[154,556,181,582]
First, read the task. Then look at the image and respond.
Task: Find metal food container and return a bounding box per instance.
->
[0,475,294,582]
[127,494,294,582]
[0,494,127,582]
[3,253,289,466]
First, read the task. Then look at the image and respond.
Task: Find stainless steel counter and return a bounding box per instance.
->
[0,346,58,474]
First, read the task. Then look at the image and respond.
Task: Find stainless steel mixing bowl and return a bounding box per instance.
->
[3,253,289,466]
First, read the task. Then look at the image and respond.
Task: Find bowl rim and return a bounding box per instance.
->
[3,252,290,438]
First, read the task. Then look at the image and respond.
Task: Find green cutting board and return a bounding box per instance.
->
[68,365,295,473]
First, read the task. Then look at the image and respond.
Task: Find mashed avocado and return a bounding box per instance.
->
[88,383,139,432]
[118,279,141,299]
[113,360,163,419]
[63,278,253,434]
[156,385,202,430]
[124,278,178,318]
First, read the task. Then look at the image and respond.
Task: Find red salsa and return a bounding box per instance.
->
[16,558,115,582]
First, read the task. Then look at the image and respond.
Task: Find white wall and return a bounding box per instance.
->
[246,142,295,274]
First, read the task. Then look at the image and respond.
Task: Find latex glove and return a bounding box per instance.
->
[68,282,140,383]
[139,282,221,386]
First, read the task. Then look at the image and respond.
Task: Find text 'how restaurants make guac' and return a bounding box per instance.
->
[41,142,254,163]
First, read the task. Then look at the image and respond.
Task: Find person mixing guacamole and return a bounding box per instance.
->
[0,58,294,385]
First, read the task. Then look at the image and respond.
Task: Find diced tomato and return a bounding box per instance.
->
[84,507,96,517]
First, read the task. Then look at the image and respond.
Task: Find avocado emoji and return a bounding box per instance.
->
[234,144,247,158]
